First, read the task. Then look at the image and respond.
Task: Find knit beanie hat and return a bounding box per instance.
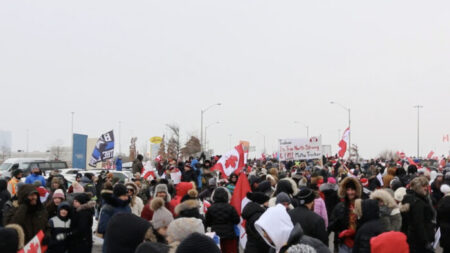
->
[441,184,450,194]
[327,177,337,184]
[246,192,270,205]
[295,187,315,205]
[151,197,174,229]
[135,242,169,253]
[52,189,65,200]
[394,187,407,202]
[167,218,205,242]
[72,181,84,193]
[175,233,220,253]
[276,192,291,205]
[113,183,128,197]
[74,193,91,205]
[286,243,317,253]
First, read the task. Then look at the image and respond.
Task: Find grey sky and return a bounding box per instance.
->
[1,0,450,158]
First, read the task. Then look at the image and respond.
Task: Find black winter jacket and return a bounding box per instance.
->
[438,194,450,251]
[353,199,384,253]
[241,202,270,253]
[279,223,330,253]
[288,205,328,245]
[205,187,239,239]
[68,201,95,253]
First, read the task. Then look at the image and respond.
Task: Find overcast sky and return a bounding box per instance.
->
[1,0,450,159]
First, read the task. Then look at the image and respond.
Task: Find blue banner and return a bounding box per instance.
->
[72,134,88,169]
[89,130,114,167]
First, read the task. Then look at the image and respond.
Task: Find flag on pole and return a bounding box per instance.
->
[230,173,251,249]
[18,230,47,253]
[407,157,417,166]
[211,144,245,179]
[427,151,435,159]
[89,130,114,167]
[338,127,350,158]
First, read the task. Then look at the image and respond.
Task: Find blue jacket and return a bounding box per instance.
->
[25,174,46,186]
[115,158,122,171]
[191,159,202,189]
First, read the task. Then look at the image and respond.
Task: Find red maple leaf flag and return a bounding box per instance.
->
[211,144,245,179]
[230,173,251,249]
[19,230,47,253]
[427,151,434,159]
[338,127,350,158]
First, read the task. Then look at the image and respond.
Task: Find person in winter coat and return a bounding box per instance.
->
[2,182,23,226]
[198,178,217,202]
[167,217,205,253]
[242,192,270,253]
[9,184,49,244]
[25,167,46,186]
[319,177,339,220]
[69,193,95,253]
[135,242,169,253]
[382,166,396,188]
[268,178,298,209]
[169,182,195,214]
[142,183,174,220]
[174,189,204,222]
[255,204,330,253]
[7,169,23,196]
[181,163,198,183]
[48,202,71,253]
[431,173,444,206]
[289,187,328,246]
[205,187,240,253]
[226,173,238,195]
[46,189,65,219]
[352,199,384,253]
[0,179,11,226]
[132,154,144,174]
[0,224,25,253]
[80,173,97,199]
[328,176,361,253]
[401,176,435,253]
[175,232,221,253]
[97,184,132,239]
[370,189,401,231]
[437,184,450,253]
[151,197,174,244]
[126,182,144,216]
[190,159,203,190]
[103,212,158,253]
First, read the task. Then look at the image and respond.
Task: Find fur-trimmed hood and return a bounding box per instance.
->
[370,189,397,209]
[5,224,25,250]
[174,199,200,215]
[77,200,96,212]
[338,176,362,199]
[211,187,231,203]
[319,182,338,192]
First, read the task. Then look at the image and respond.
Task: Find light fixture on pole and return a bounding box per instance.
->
[200,103,221,152]
[414,105,423,158]
[330,101,351,158]
[256,131,266,154]
[204,121,220,151]
[293,121,310,140]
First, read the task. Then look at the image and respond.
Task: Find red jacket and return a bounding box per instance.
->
[370,231,409,253]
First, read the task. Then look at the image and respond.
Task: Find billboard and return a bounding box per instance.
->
[72,134,88,169]
[279,137,322,161]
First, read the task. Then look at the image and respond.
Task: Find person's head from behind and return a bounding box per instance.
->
[295,187,315,210]
[137,154,144,162]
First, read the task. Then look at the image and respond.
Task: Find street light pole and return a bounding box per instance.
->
[200,103,221,152]
[414,105,423,158]
[71,112,74,149]
[118,121,122,155]
[330,101,351,159]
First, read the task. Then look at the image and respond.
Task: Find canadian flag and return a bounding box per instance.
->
[141,162,156,180]
[203,200,211,213]
[338,127,350,158]
[230,173,251,249]
[427,151,435,159]
[211,144,245,179]
[443,134,449,143]
[18,230,47,253]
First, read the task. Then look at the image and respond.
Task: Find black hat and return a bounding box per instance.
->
[74,193,91,205]
[12,169,23,178]
[176,233,220,253]
[246,192,270,205]
[295,187,315,205]
[113,183,128,197]
[255,180,271,193]
[135,242,169,253]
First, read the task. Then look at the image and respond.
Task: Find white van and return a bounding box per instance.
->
[0,158,48,178]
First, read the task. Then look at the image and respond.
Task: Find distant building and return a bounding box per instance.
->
[0,130,12,161]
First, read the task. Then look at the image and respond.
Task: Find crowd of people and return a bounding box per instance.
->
[0,154,449,253]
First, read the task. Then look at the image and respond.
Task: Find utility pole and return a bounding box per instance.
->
[414,105,423,158]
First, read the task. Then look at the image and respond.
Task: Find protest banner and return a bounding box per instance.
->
[279,136,322,161]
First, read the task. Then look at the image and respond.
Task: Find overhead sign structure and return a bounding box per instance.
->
[279,136,322,161]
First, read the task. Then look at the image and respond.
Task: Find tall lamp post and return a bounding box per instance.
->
[414,105,423,158]
[256,131,266,154]
[293,121,309,139]
[330,101,351,158]
[200,103,221,152]
[204,121,220,151]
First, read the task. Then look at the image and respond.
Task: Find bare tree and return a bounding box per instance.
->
[166,124,180,160]
[378,149,399,160]
[158,135,167,161]
[181,136,201,158]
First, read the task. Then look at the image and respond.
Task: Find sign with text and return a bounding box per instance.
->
[279,137,322,161]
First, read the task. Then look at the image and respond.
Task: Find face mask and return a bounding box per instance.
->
[34,172,40,175]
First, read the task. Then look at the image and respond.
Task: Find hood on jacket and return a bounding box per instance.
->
[273,178,298,197]
[354,199,379,224]
[175,199,200,215]
[17,184,40,205]
[255,204,294,252]
[386,167,396,176]
[242,201,266,221]
[57,202,72,221]
[409,176,429,196]
[175,182,194,198]
[370,189,397,209]
[338,176,362,199]
[319,182,338,192]
[77,200,96,212]
[125,182,138,196]
[211,187,231,203]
